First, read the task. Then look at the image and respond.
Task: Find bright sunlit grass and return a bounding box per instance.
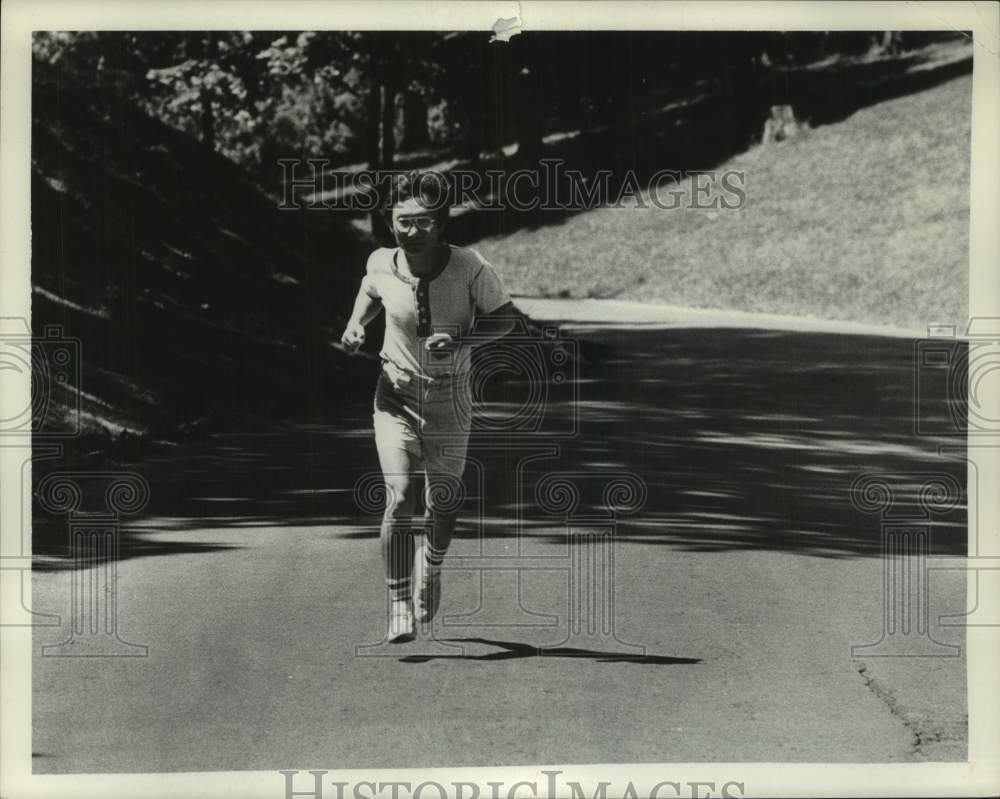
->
[478,74,971,331]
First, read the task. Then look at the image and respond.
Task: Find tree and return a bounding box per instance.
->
[399,89,430,151]
[190,32,218,152]
[379,45,401,167]
[514,34,544,165]
[611,35,636,179]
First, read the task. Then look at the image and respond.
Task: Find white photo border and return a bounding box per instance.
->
[2,2,998,797]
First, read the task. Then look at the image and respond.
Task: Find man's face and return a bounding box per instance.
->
[391,197,442,255]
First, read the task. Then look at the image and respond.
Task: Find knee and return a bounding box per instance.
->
[425,474,465,518]
[382,479,415,522]
[423,505,458,524]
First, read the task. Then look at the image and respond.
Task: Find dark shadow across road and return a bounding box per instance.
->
[33,325,966,567]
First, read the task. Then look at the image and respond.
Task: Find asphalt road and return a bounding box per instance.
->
[32,314,968,772]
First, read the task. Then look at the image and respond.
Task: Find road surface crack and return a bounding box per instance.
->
[854,661,958,760]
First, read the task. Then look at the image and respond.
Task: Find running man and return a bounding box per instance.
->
[341,170,516,642]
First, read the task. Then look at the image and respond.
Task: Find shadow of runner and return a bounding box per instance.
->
[399,637,701,664]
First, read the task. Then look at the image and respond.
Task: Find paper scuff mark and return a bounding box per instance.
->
[491,15,522,43]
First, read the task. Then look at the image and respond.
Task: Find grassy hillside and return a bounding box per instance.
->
[31,60,374,442]
[476,64,970,331]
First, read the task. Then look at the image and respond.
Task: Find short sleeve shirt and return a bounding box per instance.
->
[362,245,511,380]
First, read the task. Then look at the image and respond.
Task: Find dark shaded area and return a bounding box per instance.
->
[33,326,967,567]
[30,59,375,440]
[399,638,701,664]
[29,539,239,572]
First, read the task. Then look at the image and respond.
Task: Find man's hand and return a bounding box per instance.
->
[340,321,366,354]
[424,332,459,355]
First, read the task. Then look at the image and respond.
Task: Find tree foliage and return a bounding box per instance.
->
[32,29,923,178]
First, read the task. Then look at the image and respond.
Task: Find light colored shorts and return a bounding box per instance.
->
[373,362,473,480]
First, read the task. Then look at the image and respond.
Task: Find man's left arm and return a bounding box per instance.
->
[468,301,518,345]
[467,258,517,346]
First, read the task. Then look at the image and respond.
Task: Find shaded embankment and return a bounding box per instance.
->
[31,60,373,441]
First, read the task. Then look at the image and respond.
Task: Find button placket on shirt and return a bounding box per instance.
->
[415,280,431,338]
[415,278,432,401]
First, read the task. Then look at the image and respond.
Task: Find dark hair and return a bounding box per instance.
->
[380,170,452,226]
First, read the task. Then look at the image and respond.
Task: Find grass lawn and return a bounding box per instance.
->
[475,73,971,331]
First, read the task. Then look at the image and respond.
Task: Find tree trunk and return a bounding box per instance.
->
[365,81,381,169]
[881,31,903,55]
[201,91,215,153]
[399,91,430,152]
[380,58,399,168]
[516,35,543,165]
[364,66,385,242]
[761,105,805,145]
[199,32,216,153]
[462,39,486,163]
[464,91,484,163]
[611,37,635,178]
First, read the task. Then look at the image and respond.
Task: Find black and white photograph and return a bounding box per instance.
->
[1,1,998,797]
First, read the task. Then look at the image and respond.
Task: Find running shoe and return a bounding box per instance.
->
[387,598,415,643]
[412,544,442,623]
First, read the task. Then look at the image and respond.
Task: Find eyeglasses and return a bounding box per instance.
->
[394,216,437,232]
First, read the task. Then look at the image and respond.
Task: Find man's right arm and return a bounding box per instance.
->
[341,272,383,353]
[353,277,384,326]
